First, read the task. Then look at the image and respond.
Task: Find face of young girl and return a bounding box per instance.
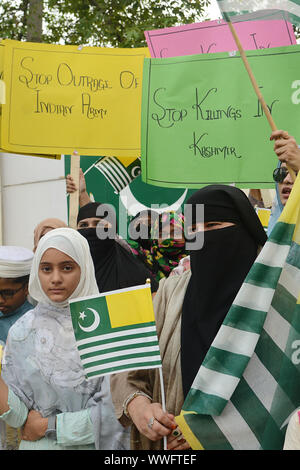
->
[39,248,81,303]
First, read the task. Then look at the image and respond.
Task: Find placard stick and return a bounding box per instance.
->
[261,189,273,208]
[68,151,80,229]
[227,20,296,182]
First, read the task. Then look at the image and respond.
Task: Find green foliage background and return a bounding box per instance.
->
[0,0,211,47]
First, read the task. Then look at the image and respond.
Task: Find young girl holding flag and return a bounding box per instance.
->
[0,228,129,450]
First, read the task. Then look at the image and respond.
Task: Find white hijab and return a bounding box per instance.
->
[29,227,99,307]
[2,228,130,450]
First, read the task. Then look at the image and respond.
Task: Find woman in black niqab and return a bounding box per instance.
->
[181,185,267,398]
[77,202,158,294]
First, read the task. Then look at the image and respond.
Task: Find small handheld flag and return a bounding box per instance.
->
[70,283,168,449]
[69,284,162,379]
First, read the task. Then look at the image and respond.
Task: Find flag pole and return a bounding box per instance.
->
[227,20,296,182]
[146,277,167,450]
[159,367,168,450]
[68,151,80,228]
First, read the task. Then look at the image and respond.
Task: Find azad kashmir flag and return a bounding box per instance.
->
[216,0,300,25]
[94,156,141,194]
[69,284,162,378]
[176,175,300,450]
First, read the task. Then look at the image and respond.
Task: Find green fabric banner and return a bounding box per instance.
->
[141,45,300,189]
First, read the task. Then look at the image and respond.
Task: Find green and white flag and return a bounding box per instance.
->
[176,175,300,450]
[216,1,300,26]
[69,284,162,379]
[95,156,141,194]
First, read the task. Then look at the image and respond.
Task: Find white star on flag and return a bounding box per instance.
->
[79,311,87,321]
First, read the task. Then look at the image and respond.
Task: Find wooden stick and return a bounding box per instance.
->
[260,189,273,208]
[227,20,296,182]
[146,278,167,450]
[68,151,80,229]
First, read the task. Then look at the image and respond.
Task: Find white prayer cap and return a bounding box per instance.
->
[0,246,34,278]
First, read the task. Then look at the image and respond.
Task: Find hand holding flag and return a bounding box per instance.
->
[176,172,300,450]
[70,283,171,449]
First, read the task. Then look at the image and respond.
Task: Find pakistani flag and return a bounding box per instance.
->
[95,156,141,194]
[176,175,300,450]
[69,284,162,379]
[216,0,300,26]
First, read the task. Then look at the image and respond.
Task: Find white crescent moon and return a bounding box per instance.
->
[119,185,188,217]
[78,308,100,333]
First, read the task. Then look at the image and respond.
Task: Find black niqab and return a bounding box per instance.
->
[77,203,158,293]
[128,210,159,250]
[181,185,267,398]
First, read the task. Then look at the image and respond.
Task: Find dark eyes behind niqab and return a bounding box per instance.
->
[77,203,158,294]
[181,185,267,398]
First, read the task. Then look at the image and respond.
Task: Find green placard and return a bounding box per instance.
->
[141,45,300,189]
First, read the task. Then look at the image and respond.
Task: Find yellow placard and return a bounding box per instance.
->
[0,42,3,83]
[0,41,60,160]
[0,148,61,159]
[0,42,4,150]
[1,39,149,157]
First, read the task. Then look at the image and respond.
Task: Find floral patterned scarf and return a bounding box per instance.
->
[128,212,187,282]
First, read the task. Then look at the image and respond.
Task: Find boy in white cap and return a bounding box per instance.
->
[0,246,34,450]
[0,246,34,346]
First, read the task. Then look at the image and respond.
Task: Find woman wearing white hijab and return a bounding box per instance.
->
[0,228,130,450]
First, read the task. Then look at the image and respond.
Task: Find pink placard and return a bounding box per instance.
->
[145,17,296,58]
